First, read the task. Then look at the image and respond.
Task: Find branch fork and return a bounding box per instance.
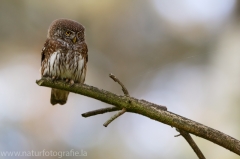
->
[84,73,129,127]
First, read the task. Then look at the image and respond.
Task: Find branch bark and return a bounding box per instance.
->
[36,77,240,156]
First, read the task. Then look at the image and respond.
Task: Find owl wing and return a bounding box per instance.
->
[41,51,45,65]
[41,39,50,65]
[40,39,63,76]
[40,39,64,66]
[81,41,88,63]
[78,41,88,83]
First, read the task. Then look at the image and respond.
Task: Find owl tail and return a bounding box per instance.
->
[50,88,69,105]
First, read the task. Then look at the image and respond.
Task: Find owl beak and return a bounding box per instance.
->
[72,36,77,43]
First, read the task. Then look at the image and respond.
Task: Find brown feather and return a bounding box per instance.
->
[40,19,88,105]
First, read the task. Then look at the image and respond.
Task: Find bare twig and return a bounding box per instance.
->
[81,73,166,120]
[36,77,240,156]
[174,134,181,137]
[177,129,206,159]
[103,74,130,127]
[103,108,126,127]
[82,107,120,117]
[109,73,129,96]
[82,74,130,126]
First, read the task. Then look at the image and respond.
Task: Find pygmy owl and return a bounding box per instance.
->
[40,19,88,105]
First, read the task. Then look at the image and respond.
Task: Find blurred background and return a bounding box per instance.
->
[0,0,240,158]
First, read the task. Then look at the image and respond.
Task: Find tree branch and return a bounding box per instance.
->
[82,107,121,117]
[36,77,240,156]
[109,73,129,96]
[86,73,203,158]
[102,74,129,127]
[177,129,206,159]
[103,108,126,127]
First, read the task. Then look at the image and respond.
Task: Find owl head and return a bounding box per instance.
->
[47,19,85,44]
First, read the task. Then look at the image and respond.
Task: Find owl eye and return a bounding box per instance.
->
[65,31,71,36]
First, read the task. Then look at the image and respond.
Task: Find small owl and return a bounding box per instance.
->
[40,19,88,105]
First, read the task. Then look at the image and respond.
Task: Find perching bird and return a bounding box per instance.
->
[40,19,88,105]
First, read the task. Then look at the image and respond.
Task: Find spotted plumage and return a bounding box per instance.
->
[41,19,88,105]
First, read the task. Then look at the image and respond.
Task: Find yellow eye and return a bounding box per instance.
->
[65,31,71,36]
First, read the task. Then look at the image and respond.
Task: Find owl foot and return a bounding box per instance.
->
[51,76,56,82]
[70,79,74,87]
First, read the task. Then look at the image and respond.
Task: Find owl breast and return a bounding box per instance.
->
[42,50,86,83]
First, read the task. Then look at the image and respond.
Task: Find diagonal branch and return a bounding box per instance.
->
[86,73,204,158]
[36,77,240,156]
[103,108,126,127]
[177,129,206,159]
[109,73,129,96]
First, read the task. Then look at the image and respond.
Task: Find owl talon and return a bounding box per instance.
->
[51,76,56,82]
[70,80,74,86]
